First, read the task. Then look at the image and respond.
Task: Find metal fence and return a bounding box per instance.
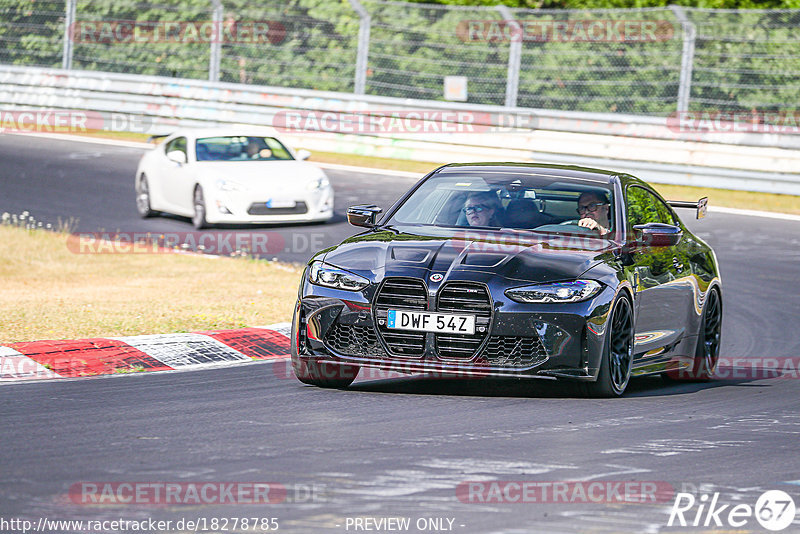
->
[1,0,799,117]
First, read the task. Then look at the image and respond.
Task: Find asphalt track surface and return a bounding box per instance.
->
[2,134,800,533]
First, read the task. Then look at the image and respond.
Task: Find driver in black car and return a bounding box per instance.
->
[576,191,611,236]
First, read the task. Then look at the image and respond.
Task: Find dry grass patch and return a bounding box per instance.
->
[0,225,302,342]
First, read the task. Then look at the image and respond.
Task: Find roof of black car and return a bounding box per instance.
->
[435,162,620,184]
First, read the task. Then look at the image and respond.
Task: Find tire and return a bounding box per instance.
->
[292,358,359,389]
[136,175,156,218]
[665,288,721,381]
[290,308,360,388]
[192,186,208,230]
[584,294,634,398]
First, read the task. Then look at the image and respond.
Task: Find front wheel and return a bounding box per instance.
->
[136,175,156,218]
[584,294,634,398]
[292,358,360,389]
[192,186,208,230]
[665,288,721,381]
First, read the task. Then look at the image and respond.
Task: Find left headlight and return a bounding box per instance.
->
[307,175,330,191]
[309,261,369,291]
[505,280,603,304]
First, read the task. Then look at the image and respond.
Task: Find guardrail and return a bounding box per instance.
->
[1,64,799,195]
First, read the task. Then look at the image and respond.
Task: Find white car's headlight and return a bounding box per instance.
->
[307,175,330,191]
[216,179,244,192]
[505,280,603,304]
[309,261,369,291]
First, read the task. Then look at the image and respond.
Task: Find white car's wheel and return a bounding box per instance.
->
[192,186,208,230]
[136,174,156,218]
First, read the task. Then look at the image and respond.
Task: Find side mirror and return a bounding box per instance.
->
[633,223,682,247]
[166,150,187,164]
[347,205,382,229]
[296,149,311,161]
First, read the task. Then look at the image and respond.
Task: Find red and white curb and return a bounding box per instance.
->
[0,324,291,382]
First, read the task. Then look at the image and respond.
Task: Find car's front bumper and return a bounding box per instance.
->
[291,277,616,381]
[205,186,333,224]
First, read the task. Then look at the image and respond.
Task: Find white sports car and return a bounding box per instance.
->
[135,128,334,228]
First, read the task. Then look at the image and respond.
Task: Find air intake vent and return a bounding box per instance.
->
[324,323,385,358]
[375,278,428,310]
[437,283,492,315]
[435,282,492,360]
[375,278,427,356]
[482,336,547,368]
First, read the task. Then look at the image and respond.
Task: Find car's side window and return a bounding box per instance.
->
[164,137,187,157]
[626,186,676,228]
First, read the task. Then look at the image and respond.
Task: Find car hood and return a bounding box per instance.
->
[195,161,325,190]
[321,228,619,285]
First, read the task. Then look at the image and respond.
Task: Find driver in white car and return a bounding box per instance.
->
[576,191,611,236]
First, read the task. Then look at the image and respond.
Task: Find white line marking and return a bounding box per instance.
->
[709,205,800,222]
[316,161,422,178]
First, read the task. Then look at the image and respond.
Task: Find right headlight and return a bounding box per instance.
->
[306,175,330,191]
[505,280,603,304]
[216,179,245,192]
[308,261,369,291]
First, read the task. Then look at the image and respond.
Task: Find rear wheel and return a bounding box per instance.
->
[192,186,208,229]
[136,175,156,217]
[584,294,634,398]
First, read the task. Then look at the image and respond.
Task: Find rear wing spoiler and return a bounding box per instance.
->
[147,134,170,143]
[667,197,708,219]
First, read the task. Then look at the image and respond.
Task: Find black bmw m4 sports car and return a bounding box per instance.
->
[291,163,722,397]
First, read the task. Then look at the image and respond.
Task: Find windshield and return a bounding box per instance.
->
[195,136,294,162]
[389,171,615,237]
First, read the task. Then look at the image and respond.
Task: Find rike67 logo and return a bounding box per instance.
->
[668,489,796,531]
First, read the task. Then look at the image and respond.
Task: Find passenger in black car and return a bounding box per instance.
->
[463,191,503,227]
